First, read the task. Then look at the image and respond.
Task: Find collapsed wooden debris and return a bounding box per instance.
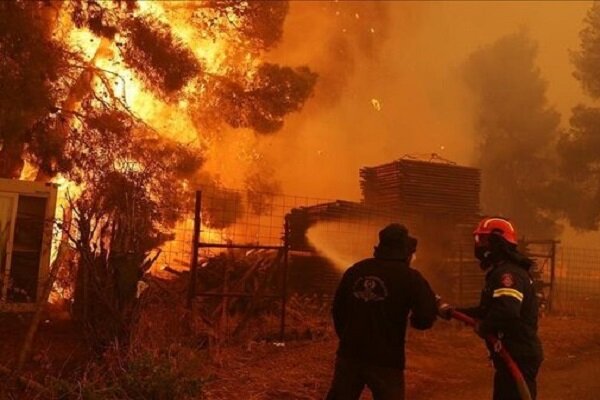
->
[193,249,283,338]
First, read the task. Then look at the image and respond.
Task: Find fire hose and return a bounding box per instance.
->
[450,310,533,400]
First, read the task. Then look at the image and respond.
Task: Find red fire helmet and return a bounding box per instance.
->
[473,217,518,245]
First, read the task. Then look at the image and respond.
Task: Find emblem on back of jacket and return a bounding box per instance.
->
[352,276,389,302]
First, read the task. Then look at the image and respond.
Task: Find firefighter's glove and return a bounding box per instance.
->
[436,299,454,321]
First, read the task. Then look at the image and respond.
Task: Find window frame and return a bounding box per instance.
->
[0,179,57,312]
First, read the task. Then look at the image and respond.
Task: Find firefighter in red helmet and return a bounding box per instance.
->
[438,217,543,399]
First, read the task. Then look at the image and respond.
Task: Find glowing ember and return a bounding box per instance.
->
[371,98,382,111]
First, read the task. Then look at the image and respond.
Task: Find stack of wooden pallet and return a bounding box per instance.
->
[287,158,483,305]
[360,159,480,216]
[359,159,483,305]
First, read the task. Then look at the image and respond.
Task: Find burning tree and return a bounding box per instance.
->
[1,0,316,180]
[0,0,316,346]
[0,2,79,178]
[61,104,204,345]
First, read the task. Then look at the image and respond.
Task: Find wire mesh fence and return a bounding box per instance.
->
[153,186,600,318]
[153,187,340,273]
[553,245,600,316]
[154,189,363,265]
[42,180,600,320]
[153,185,483,308]
[157,186,408,296]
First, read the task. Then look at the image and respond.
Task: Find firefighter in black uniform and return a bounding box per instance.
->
[326,223,438,400]
[438,217,543,400]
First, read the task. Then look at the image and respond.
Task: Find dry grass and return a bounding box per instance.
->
[3,275,599,400]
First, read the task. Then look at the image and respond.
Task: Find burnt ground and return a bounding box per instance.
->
[201,316,600,400]
[1,314,599,399]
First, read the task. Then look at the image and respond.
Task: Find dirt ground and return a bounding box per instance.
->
[1,314,598,399]
[201,316,600,400]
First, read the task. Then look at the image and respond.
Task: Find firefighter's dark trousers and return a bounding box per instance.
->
[493,356,542,400]
[326,356,405,400]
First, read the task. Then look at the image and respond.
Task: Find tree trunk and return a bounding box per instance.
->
[0,143,25,179]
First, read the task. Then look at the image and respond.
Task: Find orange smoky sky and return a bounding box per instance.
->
[258,1,589,202]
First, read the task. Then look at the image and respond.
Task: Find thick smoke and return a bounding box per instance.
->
[287,1,392,107]
[553,105,600,230]
[261,2,424,199]
[259,2,597,247]
[556,1,600,231]
[572,1,600,99]
[201,1,396,196]
[463,30,563,238]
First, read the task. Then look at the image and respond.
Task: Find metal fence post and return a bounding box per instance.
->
[458,243,464,307]
[548,240,557,313]
[187,190,201,309]
[279,215,290,342]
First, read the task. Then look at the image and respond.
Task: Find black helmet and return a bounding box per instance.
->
[374,223,417,260]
